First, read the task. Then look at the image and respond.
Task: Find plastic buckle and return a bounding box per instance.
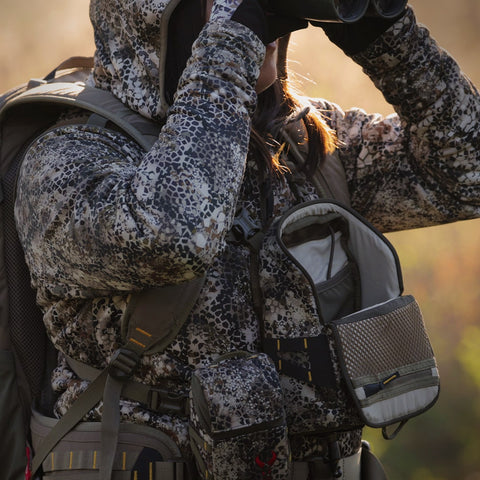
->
[148,388,188,414]
[229,207,265,251]
[231,207,261,243]
[108,348,140,381]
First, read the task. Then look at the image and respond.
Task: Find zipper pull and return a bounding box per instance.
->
[364,372,400,397]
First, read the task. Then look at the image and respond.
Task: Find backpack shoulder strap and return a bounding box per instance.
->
[1,82,162,152]
[281,118,351,206]
[5,80,205,352]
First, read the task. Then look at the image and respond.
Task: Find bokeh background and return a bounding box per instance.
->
[1,0,479,478]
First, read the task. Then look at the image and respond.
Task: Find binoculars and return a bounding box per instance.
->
[259,0,407,23]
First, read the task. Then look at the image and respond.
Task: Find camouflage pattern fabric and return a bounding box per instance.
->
[14,0,480,468]
[189,352,291,479]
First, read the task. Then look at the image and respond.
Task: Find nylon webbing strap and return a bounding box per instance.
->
[32,369,109,475]
[263,336,337,388]
[188,427,210,479]
[66,356,188,415]
[100,375,124,479]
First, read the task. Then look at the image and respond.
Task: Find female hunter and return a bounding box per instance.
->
[15,0,480,478]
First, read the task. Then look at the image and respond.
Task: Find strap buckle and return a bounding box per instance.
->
[148,387,188,415]
[228,207,264,251]
[108,348,140,381]
[231,207,261,241]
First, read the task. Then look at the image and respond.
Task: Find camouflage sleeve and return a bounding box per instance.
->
[312,8,480,232]
[15,22,265,297]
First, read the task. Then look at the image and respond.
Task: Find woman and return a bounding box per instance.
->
[15,0,480,478]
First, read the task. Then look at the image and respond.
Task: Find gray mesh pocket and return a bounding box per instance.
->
[331,295,440,428]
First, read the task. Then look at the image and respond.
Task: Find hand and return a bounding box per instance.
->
[311,9,407,55]
[212,0,307,45]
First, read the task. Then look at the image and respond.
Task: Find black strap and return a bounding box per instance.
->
[226,177,273,347]
[263,336,337,388]
[248,178,274,345]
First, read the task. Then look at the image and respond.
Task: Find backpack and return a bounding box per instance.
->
[0,57,96,480]
[0,57,206,480]
[0,58,440,480]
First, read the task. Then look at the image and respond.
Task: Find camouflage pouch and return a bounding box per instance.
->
[189,352,291,479]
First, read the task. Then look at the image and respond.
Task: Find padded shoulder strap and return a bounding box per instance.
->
[1,82,162,152]
[122,277,206,355]
[281,121,351,206]
[3,77,205,356]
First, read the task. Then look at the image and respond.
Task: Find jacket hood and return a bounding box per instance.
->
[89,0,193,121]
[89,0,291,121]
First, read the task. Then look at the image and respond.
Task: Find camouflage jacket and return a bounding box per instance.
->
[15,8,480,461]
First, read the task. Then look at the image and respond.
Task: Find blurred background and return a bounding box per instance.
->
[1,0,479,478]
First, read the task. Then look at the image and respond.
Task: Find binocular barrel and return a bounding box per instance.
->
[370,0,408,19]
[260,0,407,23]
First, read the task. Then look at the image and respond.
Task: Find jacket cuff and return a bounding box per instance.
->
[351,8,416,68]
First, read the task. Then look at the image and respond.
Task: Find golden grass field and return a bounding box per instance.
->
[1,1,479,478]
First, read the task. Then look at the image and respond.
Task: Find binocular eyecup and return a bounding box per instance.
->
[259,0,407,23]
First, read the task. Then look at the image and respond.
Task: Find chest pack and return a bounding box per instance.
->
[0,57,439,480]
